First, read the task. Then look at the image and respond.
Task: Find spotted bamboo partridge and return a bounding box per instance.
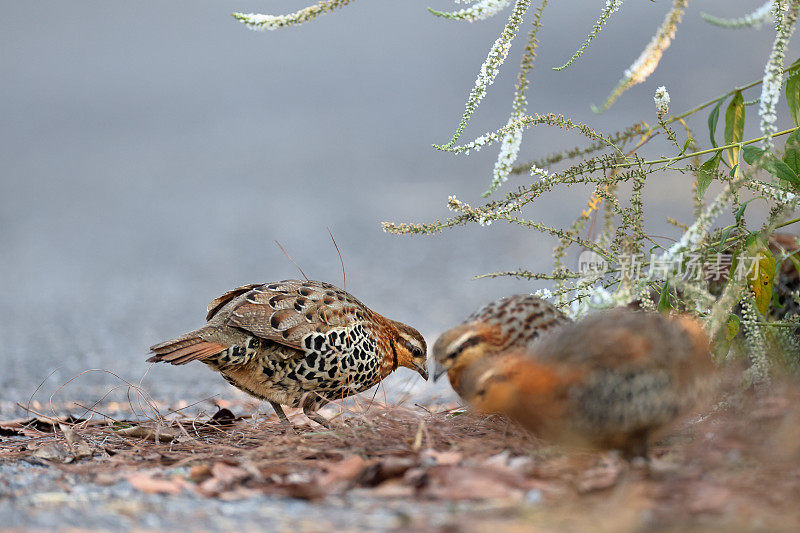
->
[148,280,428,427]
[432,294,571,396]
[459,309,713,457]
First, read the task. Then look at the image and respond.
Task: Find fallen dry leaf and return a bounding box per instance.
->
[32,442,69,462]
[483,451,533,473]
[358,456,416,487]
[127,472,186,495]
[282,479,326,501]
[197,462,252,496]
[60,424,93,459]
[417,465,528,501]
[115,425,179,443]
[211,462,250,484]
[189,464,213,483]
[420,448,463,466]
[24,416,86,433]
[318,455,368,491]
[0,426,23,438]
[368,479,415,498]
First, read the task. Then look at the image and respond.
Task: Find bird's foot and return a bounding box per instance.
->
[304,410,333,430]
[268,401,297,434]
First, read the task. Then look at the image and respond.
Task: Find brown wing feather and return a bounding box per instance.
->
[223,279,371,351]
[206,283,263,321]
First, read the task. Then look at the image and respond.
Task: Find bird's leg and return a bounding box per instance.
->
[302,394,332,429]
[269,401,295,432]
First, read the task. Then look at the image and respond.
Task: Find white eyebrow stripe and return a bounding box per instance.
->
[450,331,477,352]
[398,333,423,352]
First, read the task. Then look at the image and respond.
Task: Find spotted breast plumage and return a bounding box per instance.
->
[432,294,571,396]
[148,280,428,427]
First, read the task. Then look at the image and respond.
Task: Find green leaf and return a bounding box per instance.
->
[726,314,740,343]
[787,72,800,127]
[657,282,671,313]
[743,144,800,184]
[696,152,721,200]
[782,129,800,174]
[788,251,800,279]
[707,96,725,148]
[714,313,740,359]
[765,158,799,184]
[681,137,692,155]
[750,246,776,315]
[743,145,765,165]
[724,90,745,168]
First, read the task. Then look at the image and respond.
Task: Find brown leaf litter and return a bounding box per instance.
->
[2,383,800,531]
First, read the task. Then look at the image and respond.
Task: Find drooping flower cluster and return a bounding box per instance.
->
[597,0,688,112]
[702,1,774,29]
[740,294,770,385]
[436,0,532,149]
[233,0,354,31]
[429,0,512,22]
[488,125,524,196]
[759,0,800,149]
[553,0,623,71]
[654,86,670,118]
[483,1,546,197]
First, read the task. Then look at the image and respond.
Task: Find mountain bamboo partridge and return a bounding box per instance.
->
[148,280,428,427]
[459,309,712,457]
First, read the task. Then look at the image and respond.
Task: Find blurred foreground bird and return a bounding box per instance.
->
[148,280,428,428]
[432,294,571,396]
[459,309,712,457]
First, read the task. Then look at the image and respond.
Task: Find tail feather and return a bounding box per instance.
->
[148,333,227,365]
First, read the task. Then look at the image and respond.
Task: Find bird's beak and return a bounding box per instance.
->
[432,364,447,382]
[412,361,429,381]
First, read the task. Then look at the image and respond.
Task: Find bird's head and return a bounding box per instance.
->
[389,320,428,381]
[431,323,503,388]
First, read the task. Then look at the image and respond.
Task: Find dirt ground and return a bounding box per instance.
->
[1,378,800,533]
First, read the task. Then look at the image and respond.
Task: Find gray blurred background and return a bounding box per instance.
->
[0,1,792,415]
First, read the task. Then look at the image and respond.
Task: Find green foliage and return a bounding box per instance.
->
[696,152,721,200]
[786,62,800,126]
[657,282,672,313]
[724,91,745,169]
[708,96,725,148]
[743,143,799,185]
[783,130,800,172]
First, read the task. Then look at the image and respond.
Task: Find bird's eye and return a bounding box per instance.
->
[412,347,423,358]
